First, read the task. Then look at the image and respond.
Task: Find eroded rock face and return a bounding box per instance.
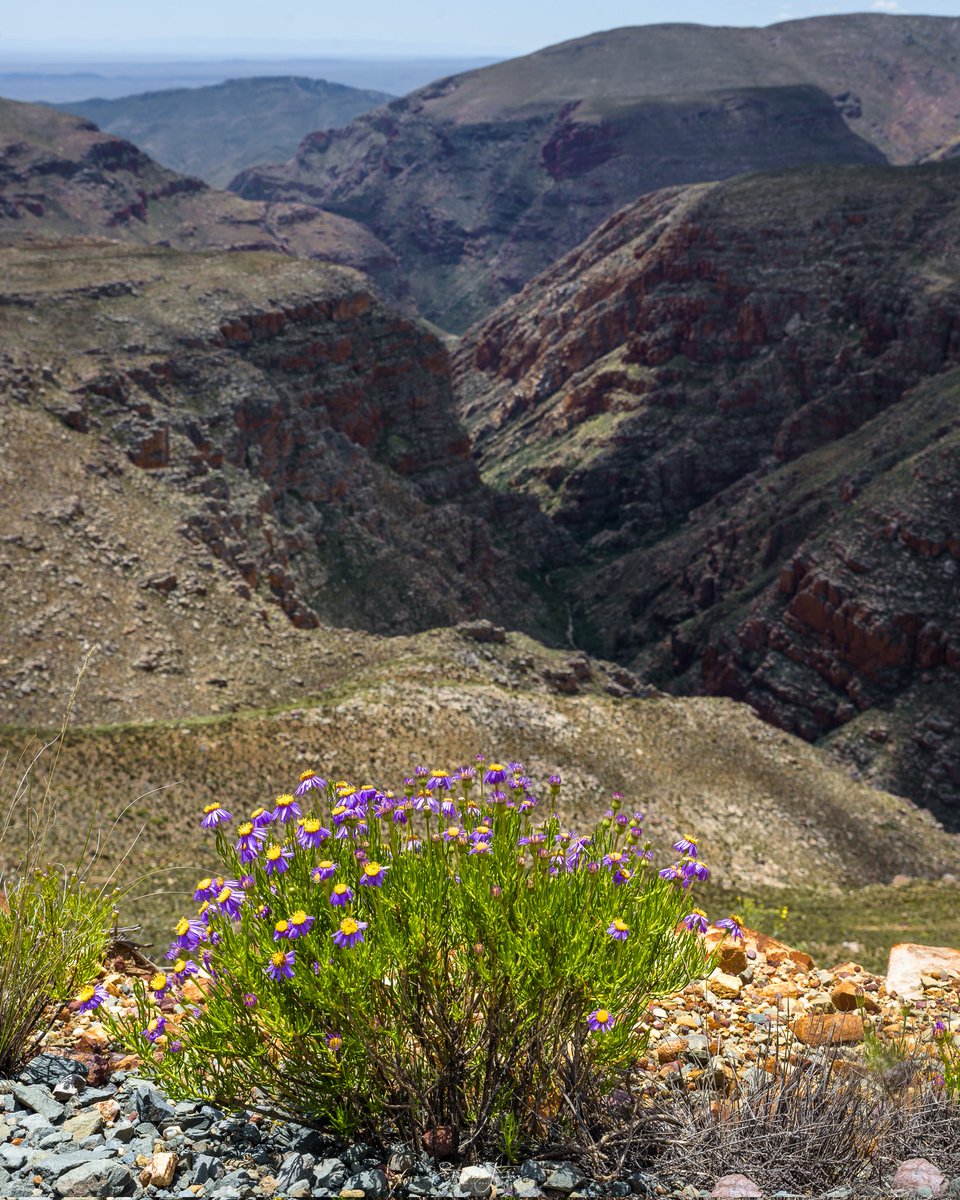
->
[0,244,564,639]
[455,159,960,819]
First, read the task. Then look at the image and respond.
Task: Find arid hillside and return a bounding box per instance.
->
[230,14,960,329]
[455,158,960,823]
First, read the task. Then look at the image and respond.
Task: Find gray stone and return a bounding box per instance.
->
[276,1151,315,1191]
[407,1175,446,1197]
[12,1081,65,1121]
[684,1033,712,1062]
[34,1148,114,1182]
[343,1167,389,1198]
[20,1110,54,1136]
[519,1160,548,1184]
[111,1119,137,1143]
[313,1157,348,1189]
[73,1085,117,1107]
[55,1158,138,1197]
[22,1054,88,1087]
[189,1153,222,1186]
[544,1162,587,1192]
[387,1146,417,1174]
[133,1082,175,1127]
[0,1143,27,1170]
[52,1074,87,1102]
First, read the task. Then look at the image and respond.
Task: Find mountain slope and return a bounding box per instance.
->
[56,76,393,188]
[0,97,408,305]
[455,158,960,823]
[230,14,960,330]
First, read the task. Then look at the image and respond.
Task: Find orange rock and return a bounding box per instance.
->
[760,981,801,1000]
[75,1023,110,1053]
[793,1012,864,1046]
[96,1099,121,1124]
[656,1036,687,1064]
[718,944,749,975]
[831,979,880,1013]
[886,943,960,1000]
[755,930,814,971]
[708,969,742,999]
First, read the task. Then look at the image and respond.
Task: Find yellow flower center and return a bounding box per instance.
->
[299,770,317,782]
[217,887,232,903]
[445,826,460,838]
[595,1009,610,1024]
[328,1036,342,1050]
[270,951,288,968]
[202,803,220,814]
[302,819,321,833]
[340,918,359,935]
[430,768,449,778]
[333,883,348,896]
[290,910,307,925]
[197,877,212,890]
[489,762,504,771]
[78,985,95,1003]
[173,959,186,973]
[274,920,290,934]
[237,822,254,837]
[612,919,628,932]
[266,846,283,861]
[275,794,294,808]
[250,807,268,821]
[331,805,348,818]
[175,918,190,936]
[150,973,168,991]
[318,860,334,871]
[363,862,382,877]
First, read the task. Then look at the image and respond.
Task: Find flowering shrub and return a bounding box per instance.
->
[103,759,723,1158]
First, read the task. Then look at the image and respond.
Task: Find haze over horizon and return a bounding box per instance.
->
[3,0,960,60]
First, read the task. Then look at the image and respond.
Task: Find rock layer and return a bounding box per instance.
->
[455,159,960,821]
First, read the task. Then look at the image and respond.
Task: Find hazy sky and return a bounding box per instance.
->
[4,1,959,58]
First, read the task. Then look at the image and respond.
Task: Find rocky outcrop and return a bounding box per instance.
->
[230,14,960,330]
[0,97,409,308]
[455,158,960,821]
[0,243,565,639]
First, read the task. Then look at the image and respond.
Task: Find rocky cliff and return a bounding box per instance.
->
[230,14,960,330]
[0,97,408,306]
[455,159,960,824]
[0,243,564,679]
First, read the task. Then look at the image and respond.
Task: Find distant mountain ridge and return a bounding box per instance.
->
[230,14,960,330]
[0,97,409,306]
[55,76,393,188]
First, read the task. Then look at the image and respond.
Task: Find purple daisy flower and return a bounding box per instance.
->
[296,817,330,849]
[682,859,710,883]
[264,844,294,876]
[200,803,232,828]
[311,860,337,882]
[469,841,493,856]
[287,909,315,938]
[606,919,630,941]
[612,868,633,886]
[171,958,199,984]
[715,914,746,942]
[215,885,245,919]
[484,762,508,785]
[358,861,389,887]
[587,1008,616,1032]
[272,793,302,824]
[295,769,327,796]
[249,806,273,828]
[426,769,454,791]
[326,1032,343,1052]
[266,949,296,981]
[143,1016,167,1043]
[149,971,169,998]
[193,876,217,902]
[332,917,367,948]
[273,919,292,941]
[243,992,258,1007]
[357,785,379,803]
[75,983,107,1013]
[442,824,464,843]
[329,882,354,907]
[682,909,710,935]
[602,850,628,870]
[673,835,699,858]
[548,774,562,790]
[658,864,681,882]
[172,915,207,951]
[235,821,267,863]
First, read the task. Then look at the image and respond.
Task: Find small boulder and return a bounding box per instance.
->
[830,979,880,1013]
[711,1174,763,1198]
[891,1157,946,1197]
[792,1012,864,1046]
[708,969,742,999]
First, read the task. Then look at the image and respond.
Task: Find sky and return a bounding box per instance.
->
[3,0,959,59]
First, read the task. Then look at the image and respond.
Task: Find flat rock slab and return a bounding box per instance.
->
[711,1174,764,1198]
[792,1012,864,1046]
[886,942,960,1000]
